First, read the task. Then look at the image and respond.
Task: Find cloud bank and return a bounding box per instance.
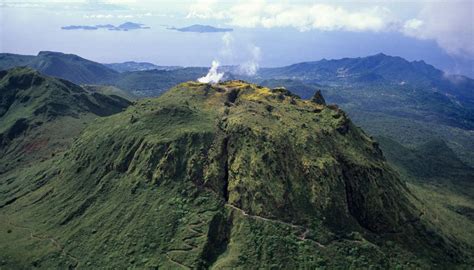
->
[403,1,474,58]
[187,0,473,58]
[187,1,394,32]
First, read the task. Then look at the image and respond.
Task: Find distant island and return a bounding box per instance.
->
[168,24,233,33]
[62,22,150,31]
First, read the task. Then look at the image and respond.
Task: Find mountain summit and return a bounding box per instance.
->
[0,80,461,268]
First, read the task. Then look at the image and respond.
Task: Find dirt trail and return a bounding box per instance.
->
[165,254,191,270]
[165,219,206,269]
[299,228,310,240]
[225,203,326,248]
[0,214,79,268]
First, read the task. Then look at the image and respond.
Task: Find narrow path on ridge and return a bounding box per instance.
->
[225,203,326,248]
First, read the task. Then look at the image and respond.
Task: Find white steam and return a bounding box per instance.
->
[219,33,262,76]
[238,44,261,76]
[197,33,262,83]
[198,60,224,84]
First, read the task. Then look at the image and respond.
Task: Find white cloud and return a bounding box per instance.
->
[187,1,395,32]
[83,13,114,19]
[117,14,133,18]
[0,2,45,8]
[186,0,227,20]
[402,1,474,58]
[187,0,473,58]
[403,18,423,31]
[82,12,152,19]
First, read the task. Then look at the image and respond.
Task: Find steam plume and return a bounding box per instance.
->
[238,44,261,76]
[198,60,224,84]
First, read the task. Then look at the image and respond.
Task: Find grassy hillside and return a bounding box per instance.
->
[254,81,474,168]
[374,136,474,262]
[0,81,470,269]
[377,137,474,196]
[0,67,131,174]
[0,52,118,85]
[82,85,137,101]
[347,109,474,168]
[110,68,207,97]
[0,53,35,70]
[258,53,474,104]
[0,52,207,97]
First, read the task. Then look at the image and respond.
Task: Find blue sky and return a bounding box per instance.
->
[0,0,472,76]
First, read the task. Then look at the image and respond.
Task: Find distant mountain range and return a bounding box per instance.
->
[168,24,233,33]
[0,51,118,84]
[258,53,474,105]
[0,52,203,95]
[104,61,180,72]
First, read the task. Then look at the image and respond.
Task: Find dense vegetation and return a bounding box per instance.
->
[110,68,207,97]
[0,52,209,97]
[0,67,131,175]
[252,54,474,168]
[0,79,472,268]
[0,52,118,85]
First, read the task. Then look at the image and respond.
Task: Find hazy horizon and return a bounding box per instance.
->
[1,0,472,76]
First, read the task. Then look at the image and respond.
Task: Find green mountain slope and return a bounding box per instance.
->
[1,52,473,169]
[0,53,35,70]
[111,68,207,96]
[257,54,474,130]
[0,81,469,269]
[376,136,474,257]
[346,109,474,168]
[377,137,474,195]
[258,53,473,103]
[255,54,474,167]
[0,52,206,96]
[0,67,131,173]
[82,85,137,101]
[0,52,118,85]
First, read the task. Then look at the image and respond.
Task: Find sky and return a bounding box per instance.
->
[0,0,473,76]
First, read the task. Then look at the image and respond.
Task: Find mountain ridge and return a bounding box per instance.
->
[0,51,118,85]
[1,51,473,165]
[0,67,131,173]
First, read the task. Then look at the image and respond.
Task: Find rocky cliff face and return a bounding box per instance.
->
[0,81,461,269]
